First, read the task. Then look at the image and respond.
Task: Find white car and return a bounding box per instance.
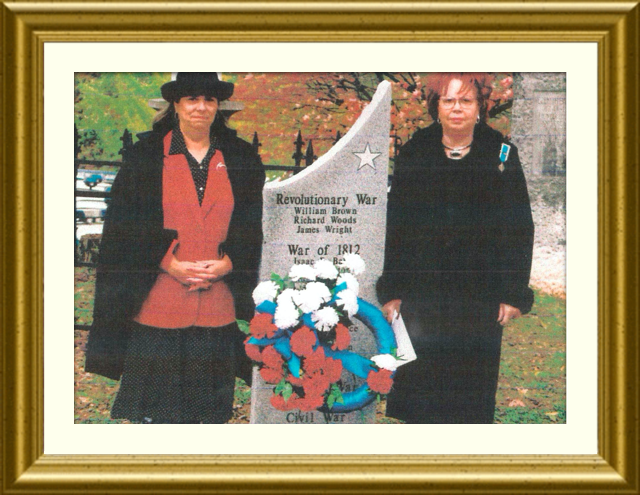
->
[75,198,108,223]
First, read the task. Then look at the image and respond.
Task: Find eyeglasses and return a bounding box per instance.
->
[439,97,477,109]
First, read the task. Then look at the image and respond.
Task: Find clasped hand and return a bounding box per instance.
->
[166,255,233,292]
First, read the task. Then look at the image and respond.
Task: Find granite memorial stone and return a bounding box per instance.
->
[250,81,391,424]
[511,73,566,176]
[532,90,566,176]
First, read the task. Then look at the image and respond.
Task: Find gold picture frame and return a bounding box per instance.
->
[2,1,638,492]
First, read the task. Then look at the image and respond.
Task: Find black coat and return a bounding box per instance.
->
[377,122,534,322]
[84,123,264,381]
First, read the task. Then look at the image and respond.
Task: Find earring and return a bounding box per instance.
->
[476,115,480,124]
[437,118,441,124]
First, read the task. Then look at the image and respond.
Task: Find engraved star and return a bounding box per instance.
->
[354,144,381,170]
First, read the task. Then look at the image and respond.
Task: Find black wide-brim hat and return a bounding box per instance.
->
[161,72,234,102]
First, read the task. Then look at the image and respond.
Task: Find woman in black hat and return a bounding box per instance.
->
[85,72,264,423]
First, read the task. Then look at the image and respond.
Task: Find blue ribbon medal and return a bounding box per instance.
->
[499,143,511,162]
[498,143,511,172]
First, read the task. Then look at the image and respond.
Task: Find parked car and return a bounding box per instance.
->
[83,173,103,189]
[75,209,87,223]
[75,198,108,223]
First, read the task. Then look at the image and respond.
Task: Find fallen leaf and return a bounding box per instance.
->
[508,399,526,407]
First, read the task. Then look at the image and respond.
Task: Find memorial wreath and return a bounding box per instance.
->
[237,254,400,413]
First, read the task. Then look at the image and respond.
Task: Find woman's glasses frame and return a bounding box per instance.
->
[439,97,477,109]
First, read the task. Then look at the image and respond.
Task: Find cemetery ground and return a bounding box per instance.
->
[75,267,566,424]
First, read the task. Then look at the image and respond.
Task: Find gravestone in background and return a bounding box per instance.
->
[511,73,567,296]
[532,90,566,176]
[511,73,566,176]
[250,81,391,424]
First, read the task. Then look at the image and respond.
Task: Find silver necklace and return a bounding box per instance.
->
[443,141,472,159]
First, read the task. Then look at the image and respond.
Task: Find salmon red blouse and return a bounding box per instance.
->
[134,131,236,328]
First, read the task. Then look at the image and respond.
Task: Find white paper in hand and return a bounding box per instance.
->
[391,311,417,367]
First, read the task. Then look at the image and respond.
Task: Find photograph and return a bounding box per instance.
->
[3,0,637,490]
[74,72,566,425]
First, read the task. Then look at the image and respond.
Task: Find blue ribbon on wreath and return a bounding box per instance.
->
[247,286,397,413]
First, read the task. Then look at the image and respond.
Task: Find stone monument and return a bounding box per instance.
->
[511,73,566,176]
[532,89,566,176]
[250,81,391,424]
[511,73,567,296]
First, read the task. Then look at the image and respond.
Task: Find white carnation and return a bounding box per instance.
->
[340,253,366,275]
[311,306,340,332]
[371,354,399,371]
[288,264,317,282]
[252,280,279,306]
[306,282,332,303]
[274,300,300,329]
[336,289,359,317]
[277,288,299,306]
[336,273,360,296]
[313,259,339,280]
[293,282,331,313]
[293,291,321,314]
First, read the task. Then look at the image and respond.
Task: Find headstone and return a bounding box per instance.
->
[532,90,566,176]
[250,81,391,424]
[511,73,567,296]
[511,73,566,176]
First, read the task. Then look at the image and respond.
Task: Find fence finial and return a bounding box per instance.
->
[252,132,262,153]
[119,129,134,162]
[305,140,317,167]
[292,130,305,168]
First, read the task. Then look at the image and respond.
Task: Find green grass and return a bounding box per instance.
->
[494,291,566,424]
[75,268,565,424]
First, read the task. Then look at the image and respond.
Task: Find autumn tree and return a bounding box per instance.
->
[229,72,514,168]
[75,72,169,160]
[74,72,514,170]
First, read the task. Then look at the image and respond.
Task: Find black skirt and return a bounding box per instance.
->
[111,322,239,424]
[386,301,504,424]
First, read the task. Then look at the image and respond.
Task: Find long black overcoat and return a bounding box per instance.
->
[377,122,535,322]
[84,123,265,381]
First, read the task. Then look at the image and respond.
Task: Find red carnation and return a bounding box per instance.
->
[367,368,394,395]
[294,394,325,412]
[260,366,284,384]
[303,346,326,374]
[271,392,299,411]
[244,342,263,363]
[302,373,330,397]
[332,323,351,351]
[324,357,343,383]
[250,313,278,339]
[287,374,304,387]
[261,345,284,369]
[290,326,316,357]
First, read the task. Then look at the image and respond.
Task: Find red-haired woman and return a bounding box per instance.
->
[377,73,534,424]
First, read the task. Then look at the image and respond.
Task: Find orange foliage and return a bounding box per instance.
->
[226,72,513,168]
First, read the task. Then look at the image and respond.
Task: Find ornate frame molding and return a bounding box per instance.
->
[2,2,638,492]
